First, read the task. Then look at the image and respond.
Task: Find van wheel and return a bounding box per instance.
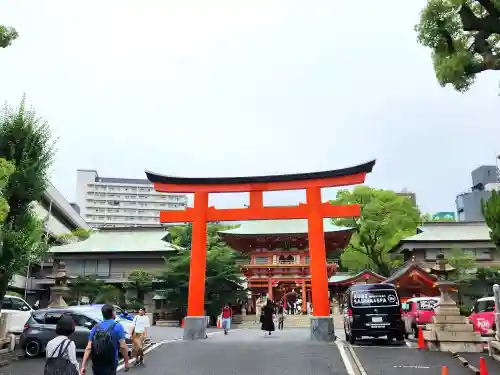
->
[24,339,42,357]
[348,333,356,345]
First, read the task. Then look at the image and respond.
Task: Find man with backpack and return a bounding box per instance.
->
[80,305,129,375]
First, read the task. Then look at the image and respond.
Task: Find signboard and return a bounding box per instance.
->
[431,212,456,221]
[351,289,399,307]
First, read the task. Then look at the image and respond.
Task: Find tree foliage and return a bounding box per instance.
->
[95,284,121,305]
[331,186,421,277]
[124,269,153,302]
[415,0,500,92]
[481,190,500,248]
[156,224,247,317]
[0,158,15,223]
[68,275,102,305]
[0,25,18,49]
[0,98,55,310]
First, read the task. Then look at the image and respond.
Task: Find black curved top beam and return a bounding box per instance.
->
[145,160,375,185]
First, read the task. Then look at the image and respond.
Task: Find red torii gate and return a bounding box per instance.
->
[146,160,375,340]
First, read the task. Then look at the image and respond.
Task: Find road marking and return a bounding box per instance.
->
[346,345,368,375]
[116,329,246,371]
[335,340,356,375]
[393,365,430,369]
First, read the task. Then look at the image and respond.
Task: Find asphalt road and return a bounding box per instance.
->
[3,326,498,375]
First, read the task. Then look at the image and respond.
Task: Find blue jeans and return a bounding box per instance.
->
[222,318,231,330]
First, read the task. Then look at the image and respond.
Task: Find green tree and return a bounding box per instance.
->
[95,284,121,305]
[0,25,18,49]
[0,98,55,310]
[0,158,15,223]
[124,269,153,303]
[57,228,93,244]
[481,190,500,249]
[415,0,500,92]
[156,224,247,318]
[331,186,421,276]
[68,276,102,305]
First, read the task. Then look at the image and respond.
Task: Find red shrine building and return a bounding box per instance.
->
[218,219,354,312]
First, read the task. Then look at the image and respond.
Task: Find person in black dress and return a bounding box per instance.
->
[261,300,276,336]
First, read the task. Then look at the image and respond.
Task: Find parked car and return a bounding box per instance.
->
[343,283,405,344]
[402,297,440,338]
[19,306,134,357]
[2,295,33,334]
[468,296,496,336]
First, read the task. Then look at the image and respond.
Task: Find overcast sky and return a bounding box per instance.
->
[1,1,499,214]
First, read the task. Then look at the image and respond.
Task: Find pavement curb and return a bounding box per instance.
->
[449,351,480,375]
[0,350,24,368]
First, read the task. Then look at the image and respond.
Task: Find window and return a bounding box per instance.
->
[305,256,310,264]
[10,297,30,311]
[417,299,438,311]
[425,248,445,261]
[474,300,495,313]
[2,298,12,310]
[32,311,46,324]
[97,259,110,276]
[72,314,95,328]
[45,312,63,325]
[254,257,269,264]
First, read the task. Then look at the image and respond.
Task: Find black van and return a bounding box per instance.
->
[343,283,405,344]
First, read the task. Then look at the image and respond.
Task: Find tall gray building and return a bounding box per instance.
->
[456,165,500,222]
[76,169,188,228]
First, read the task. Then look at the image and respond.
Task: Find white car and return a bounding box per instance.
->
[2,294,33,333]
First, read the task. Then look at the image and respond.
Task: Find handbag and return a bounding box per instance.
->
[131,316,137,336]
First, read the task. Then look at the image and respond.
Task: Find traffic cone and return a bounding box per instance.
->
[417,326,426,350]
[479,357,488,375]
[217,316,221,328]
[441,366,448,375]
[181,319,184,328]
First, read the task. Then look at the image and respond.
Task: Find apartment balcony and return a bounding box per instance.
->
[237,259,339,267]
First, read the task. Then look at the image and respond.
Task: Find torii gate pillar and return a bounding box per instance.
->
[146,160,375,341]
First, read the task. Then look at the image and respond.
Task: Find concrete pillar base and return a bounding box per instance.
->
[310,316,335,341]
[183,316,207,340]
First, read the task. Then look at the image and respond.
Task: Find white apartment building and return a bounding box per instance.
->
[76,169,188,228]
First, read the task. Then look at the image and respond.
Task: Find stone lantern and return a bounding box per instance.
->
[48,262,76,308]
[422,254,482,352]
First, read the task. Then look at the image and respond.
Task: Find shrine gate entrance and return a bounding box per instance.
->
[146,160,375,341]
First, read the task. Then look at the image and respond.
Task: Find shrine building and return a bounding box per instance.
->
[218,219,354,312]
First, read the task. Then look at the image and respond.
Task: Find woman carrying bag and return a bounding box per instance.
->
[44,316,79,375]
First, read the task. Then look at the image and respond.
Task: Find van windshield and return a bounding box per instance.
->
[351,289,399,307]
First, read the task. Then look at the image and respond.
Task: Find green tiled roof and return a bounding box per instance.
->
[328,275,351,283]
[218,219,352,236]
[48,228,176,253]
[402,222,491,242]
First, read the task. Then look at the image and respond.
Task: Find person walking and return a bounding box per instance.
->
[260,300,276,336]
[80,304,129,375]
[277,305,285,331]
[221,303,232,335]
[44,315,79,375]
[131,307,150,366]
